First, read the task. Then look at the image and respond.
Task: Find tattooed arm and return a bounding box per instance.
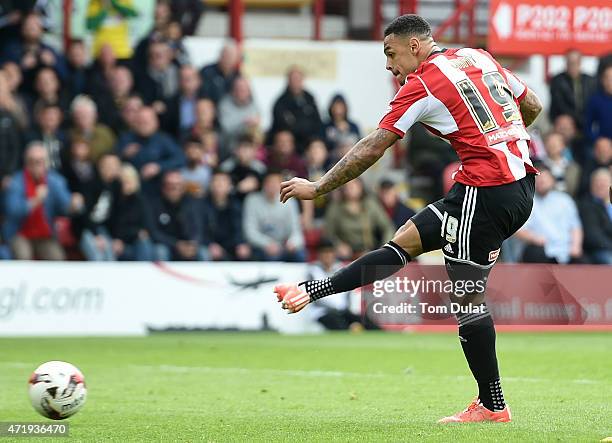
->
[279,128,399,203]
[520,88,543,127]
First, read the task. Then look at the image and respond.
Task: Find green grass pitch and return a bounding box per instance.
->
[0,332,610,442]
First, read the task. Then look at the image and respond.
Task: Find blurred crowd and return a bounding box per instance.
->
[509,50,612,265]
[0,3,610,266]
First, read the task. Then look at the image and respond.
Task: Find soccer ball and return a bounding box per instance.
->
[28,361,87,420]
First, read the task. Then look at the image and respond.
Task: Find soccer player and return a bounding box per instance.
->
[274,14,542,423]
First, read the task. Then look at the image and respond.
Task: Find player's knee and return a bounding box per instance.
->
[391,220,423,258]
[445,260,490,306]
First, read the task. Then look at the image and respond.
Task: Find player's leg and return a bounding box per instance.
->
[438,260,510,423]
[275,202,445,312]
[435,183,508,422]
[439,177,534,423]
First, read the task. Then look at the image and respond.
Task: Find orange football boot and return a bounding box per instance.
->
[438,398,511,423]
[273,283,310,314]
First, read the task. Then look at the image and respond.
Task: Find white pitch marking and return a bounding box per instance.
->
[130,364,386,379]
[127,364,606,385]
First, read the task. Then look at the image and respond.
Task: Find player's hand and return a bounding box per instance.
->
[274,284,310,314]
[280,177,318,203]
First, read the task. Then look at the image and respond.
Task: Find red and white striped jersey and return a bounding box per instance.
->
[379,48,538,187]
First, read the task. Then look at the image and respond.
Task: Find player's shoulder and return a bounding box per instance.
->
[424,47,498,65]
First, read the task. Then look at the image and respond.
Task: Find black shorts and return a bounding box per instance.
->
[411,174,535,270]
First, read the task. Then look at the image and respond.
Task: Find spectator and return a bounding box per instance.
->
[265,130,307,179]
[150,170,204,261]
[585,65,612,142]
[541,132,581,196]
[30,67,70,114]
[200,129,220,169]
[65,40,89,100]
[201,170,251,261]
[0,63,28,128]
[190,98,221,161]
[0,2,25,42]
[96,65,134,133]
[106,164,155,261]
[306,237,379,330]
[180,138,211,198]
[190,97,217,133]
[171,0,204,36]
[324,178,395,260]
[78,154,122,261]
[162,65,202,140]
[85,43,116,103]
[304,138,331,221]
[26,102,66,170]
[578,168,612,264]
[516,165,584,264]
[69,95,116,162]
[0,70,24,187]
[200,41,241,104]
[164,21,190,66]
[270,66,322,152]
[0,12,67,93]
[377,178,416,230]
[553,114,588,165]
[137,40,179,110]
[3,142,83,260]
[407,122,458,201]
[305,137,330,180]
[116,106,185,189]
[549,50,597,129]
[243,171,305,262]
[597,52,612,79]
[85,0,137,60]
[61,139,97,197]
[118,94,143,134]
[579,136,612,195]
[133,0,172,69]
[219,134,266,200]
[323,94,361,151]
[218,75,260,152]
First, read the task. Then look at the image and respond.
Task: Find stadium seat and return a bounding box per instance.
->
[303,227,323,262]
[54,217,83,260]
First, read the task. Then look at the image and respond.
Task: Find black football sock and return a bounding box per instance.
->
[457,305,506,412]
[302,241,411,301]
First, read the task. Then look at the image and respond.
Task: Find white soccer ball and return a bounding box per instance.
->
[28,361,87,420]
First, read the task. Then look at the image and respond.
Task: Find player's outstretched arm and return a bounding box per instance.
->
[520,88,543,127]
[280,128,399,203]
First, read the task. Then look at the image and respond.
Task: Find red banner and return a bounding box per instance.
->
[488,0,612,56]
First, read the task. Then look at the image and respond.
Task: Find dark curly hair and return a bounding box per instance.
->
[384,14,432,39]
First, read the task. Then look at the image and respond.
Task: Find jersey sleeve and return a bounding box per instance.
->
[503,68,528,102]
[378,75,430,138]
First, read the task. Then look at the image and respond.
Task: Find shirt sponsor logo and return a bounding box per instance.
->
[488,248,500,262]
[485,125,528,146]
